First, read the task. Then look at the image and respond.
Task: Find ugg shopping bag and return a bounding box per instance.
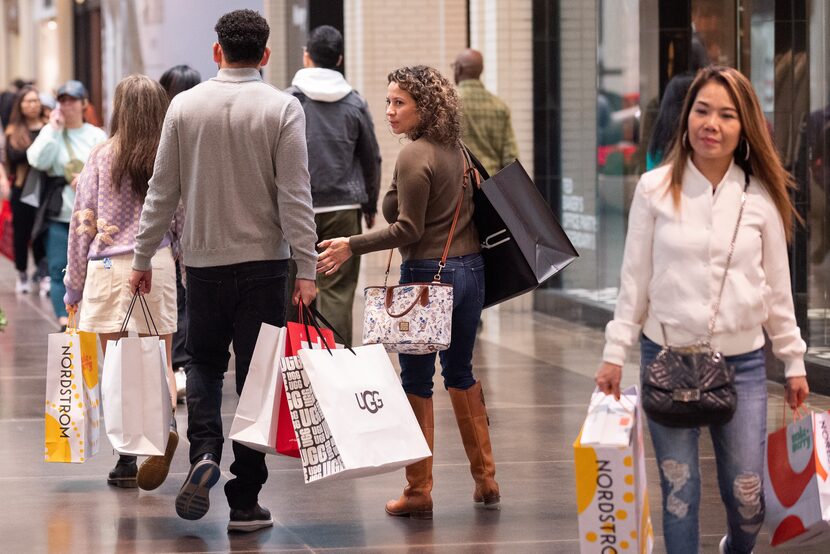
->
[282,344,431,484]
[230,323,299,456]
[764,410,830,547]
[573,386,653,553]
[44,326,102,463]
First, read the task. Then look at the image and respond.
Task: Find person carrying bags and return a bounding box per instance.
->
[595,66,809,554]
[64,75,182,490]
[317,65,500,519]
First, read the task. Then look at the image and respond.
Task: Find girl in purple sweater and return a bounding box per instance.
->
[64,75,182,490]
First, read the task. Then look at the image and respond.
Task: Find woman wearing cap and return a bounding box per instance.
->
[27,80,107,328]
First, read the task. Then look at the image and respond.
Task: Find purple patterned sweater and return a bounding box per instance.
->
[64,141,183,305]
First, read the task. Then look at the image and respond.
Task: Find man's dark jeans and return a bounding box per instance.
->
[184,260,288,510]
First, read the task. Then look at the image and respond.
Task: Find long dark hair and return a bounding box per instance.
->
[110,75,169,198]
[159,65,201,99]
[5,85,46,151]
[663,66,799,240]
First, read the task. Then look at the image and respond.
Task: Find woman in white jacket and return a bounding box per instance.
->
[595,66,809,554]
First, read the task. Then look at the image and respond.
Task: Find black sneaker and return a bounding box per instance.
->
[228,504,274,533]
[175,453,220,520]
[107,455,138,488]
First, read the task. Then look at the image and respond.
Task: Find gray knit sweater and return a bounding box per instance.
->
[133,68,318,279]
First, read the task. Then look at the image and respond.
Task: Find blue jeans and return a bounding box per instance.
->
[46,221,69,319]
[398,253,485,398]
[641,335,767,554]
[184,260,288,510]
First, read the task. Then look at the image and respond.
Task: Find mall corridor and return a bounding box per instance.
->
[0,255,828,553]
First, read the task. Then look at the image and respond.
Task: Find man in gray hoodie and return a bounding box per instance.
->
[287,25,381,344]
[130,9,317,533]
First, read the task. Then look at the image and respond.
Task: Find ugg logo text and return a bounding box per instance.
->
[355,390,384,414]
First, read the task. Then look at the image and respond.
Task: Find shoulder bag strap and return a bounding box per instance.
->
[383,147,471,285]
[706,170,751,344]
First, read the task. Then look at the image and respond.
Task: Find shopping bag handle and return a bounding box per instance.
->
[297,302,355,356]
[779,402,811,428]
[117,289,160,340]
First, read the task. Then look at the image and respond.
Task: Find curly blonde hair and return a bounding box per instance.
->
[388,65,461,147]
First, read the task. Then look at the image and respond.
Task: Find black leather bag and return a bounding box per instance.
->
[641,173,750,428]
[641,339,736,428]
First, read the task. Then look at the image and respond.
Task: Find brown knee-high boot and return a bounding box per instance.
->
[449,381,500,508]
[385,394,434,519]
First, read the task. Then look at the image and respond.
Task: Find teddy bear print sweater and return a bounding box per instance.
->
[63,141,184,306]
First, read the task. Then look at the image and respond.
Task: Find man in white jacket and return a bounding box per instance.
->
[286,25,381,344]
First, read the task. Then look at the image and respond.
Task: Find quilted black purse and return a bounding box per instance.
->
[641,173,750,428]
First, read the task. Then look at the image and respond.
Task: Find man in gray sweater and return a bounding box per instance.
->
[130,9,317,533]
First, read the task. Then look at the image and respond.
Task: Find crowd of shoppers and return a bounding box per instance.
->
[0,7,812,550]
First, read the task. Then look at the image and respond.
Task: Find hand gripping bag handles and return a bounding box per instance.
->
[44,310,103,463]
[641,172,750,428]
[101,290,173,455]
[362,151,475,354]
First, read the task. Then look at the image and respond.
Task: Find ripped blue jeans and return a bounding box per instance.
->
[641,335,767,554]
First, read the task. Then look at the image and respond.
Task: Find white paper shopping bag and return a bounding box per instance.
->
[44,329,102,463]
[580,388,637,447]
[102,336,172,456]
[574,386,653,553]
[283,344,431,483]
[230,324,287,454]
[764,410,830,547]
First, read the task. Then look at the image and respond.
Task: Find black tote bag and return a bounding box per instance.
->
[466,149,579,308]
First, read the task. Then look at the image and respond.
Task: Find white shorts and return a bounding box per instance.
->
[78,248,178,335]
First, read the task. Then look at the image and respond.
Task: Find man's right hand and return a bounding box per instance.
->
[49,106,64,131]
[293,278,317,306]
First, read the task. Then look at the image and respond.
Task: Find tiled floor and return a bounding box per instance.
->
[0,252,828,553]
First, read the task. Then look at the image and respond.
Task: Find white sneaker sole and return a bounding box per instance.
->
[227,517,274,533]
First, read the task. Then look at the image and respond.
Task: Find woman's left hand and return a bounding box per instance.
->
[317,237,352,275]
[785,376,809,409]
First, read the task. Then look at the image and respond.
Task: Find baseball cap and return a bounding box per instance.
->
[56,80,88,100]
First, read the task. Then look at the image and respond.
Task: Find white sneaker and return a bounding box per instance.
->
[15,273,30,294]
[39,276,51,296]
[175,368,187,403]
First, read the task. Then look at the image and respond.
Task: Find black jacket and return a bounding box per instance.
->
[286,87,381,215]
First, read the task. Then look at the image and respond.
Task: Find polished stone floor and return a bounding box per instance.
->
[0,252,828,553]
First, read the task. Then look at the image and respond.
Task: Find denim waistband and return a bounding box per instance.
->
[401,253,483,270]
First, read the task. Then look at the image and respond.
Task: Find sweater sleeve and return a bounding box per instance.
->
[349,146,431,255]
[602,177,656,365]
[761,202,807,377]
[133,109,182,271]
[63,147,101,305]
[273,99,318,280]
[26,126,61,172]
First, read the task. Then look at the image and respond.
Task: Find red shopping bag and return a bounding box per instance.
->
[0,200,13,261]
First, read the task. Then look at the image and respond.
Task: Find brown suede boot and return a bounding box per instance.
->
[449,382,500,509]
[385,394,434,519]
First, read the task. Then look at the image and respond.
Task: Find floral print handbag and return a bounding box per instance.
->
[362,150,474,355]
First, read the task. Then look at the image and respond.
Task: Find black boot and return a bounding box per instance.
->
[107,455,138,488]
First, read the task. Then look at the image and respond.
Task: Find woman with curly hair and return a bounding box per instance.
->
[318,65,499,519]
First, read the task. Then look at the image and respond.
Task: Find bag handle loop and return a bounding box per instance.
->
[385,286,429,318]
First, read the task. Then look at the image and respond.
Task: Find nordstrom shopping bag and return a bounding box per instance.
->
[764,410,830,547]
[101,295,172,456]
[282,344,431,483]
[573,386,653,553]
[466,149,579,308]
[44,326,102,463]
[230,323,300,456]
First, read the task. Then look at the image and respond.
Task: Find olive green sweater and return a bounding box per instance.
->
[349,139,479,260]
